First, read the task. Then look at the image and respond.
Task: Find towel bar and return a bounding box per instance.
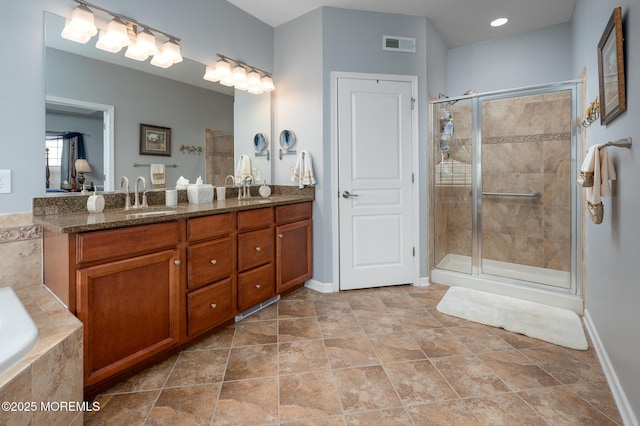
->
[482,191,540,199]
[133,163,178,168]
[598,137,632,150]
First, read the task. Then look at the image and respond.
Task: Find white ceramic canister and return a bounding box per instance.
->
[87,190,105,213]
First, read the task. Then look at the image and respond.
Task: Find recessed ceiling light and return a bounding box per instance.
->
[490,17,509,27]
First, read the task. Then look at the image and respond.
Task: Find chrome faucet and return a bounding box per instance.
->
[120,176,132,210]
[243,176,254,199]
[134,176,147,208]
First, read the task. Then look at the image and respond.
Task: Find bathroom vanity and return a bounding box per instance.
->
[34,190,313,397]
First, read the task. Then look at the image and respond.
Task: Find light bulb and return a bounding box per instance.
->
[135,28,159,56]
[215,59,231,77]
[61,4,98,44]
[161,39,182,64]
[232,65,246,83]
[261,75,275,92]
[151,52,173,68]
[124,36,149,61]
[203,65,220,82]
[96,29,123,53]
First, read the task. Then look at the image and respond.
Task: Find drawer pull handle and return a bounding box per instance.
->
[210,259,217,265]
[256,284,261,289]
[255,246,261,252]
[211,303,217,309]
[278,233,283,238]
[174,260,181,265]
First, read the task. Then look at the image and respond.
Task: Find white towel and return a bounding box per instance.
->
[291,151,317,189]
[235,154,252,183]
[585,145,616,205]
[150,164,165,188]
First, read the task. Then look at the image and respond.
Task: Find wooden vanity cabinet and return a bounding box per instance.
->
[41,200,313,396]
[276,202,313,293]
[186,213,236,336]
[74,222,181,388]
[237,208,275,311]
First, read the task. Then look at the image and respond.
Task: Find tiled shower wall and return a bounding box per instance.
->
[0,212,41,289]
[434,91,572,271]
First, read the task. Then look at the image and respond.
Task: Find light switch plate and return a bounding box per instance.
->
[0,170,12,193]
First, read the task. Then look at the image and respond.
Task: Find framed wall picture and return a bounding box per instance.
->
[597,6,626,125]
[140,124,171,156]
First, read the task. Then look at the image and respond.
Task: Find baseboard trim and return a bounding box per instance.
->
[413,276,431,287]
[583,309,638,426]
[304,279,335,294]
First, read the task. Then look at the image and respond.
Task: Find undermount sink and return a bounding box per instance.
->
[126,210,177,219]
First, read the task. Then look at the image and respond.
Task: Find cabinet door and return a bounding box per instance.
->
[77,249,180,387]
[276,219,312,293]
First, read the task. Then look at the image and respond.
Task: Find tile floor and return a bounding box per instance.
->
[85,284,623,425]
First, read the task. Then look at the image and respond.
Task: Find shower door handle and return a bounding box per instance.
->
[342,191,359,199]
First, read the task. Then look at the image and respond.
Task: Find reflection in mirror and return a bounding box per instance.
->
[44,11,271,196]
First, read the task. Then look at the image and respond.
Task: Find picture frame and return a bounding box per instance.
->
[597,6,626,125]
[140,124,171,156]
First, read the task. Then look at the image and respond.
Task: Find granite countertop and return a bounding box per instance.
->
[33,186,314,234]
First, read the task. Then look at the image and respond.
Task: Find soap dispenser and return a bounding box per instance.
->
[87,187,105,213]
[259,181,271,198]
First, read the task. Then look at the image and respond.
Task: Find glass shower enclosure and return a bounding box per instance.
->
[429,82,582,306]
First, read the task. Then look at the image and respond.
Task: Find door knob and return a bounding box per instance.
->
[174,260,181,265]
[210,259,217,265]
[342,191,359,199]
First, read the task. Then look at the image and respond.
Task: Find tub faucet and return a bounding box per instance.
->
[120,176,131,210]
[134,176,147,208]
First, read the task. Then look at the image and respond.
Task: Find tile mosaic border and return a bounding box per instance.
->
[0,225,42,244]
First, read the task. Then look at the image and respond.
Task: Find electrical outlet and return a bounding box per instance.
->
[0,170,12,193]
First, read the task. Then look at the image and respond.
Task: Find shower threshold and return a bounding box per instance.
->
[436,254,570,289]
[432,254,581,313]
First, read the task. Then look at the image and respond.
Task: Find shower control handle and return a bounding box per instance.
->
[342,191,359,199]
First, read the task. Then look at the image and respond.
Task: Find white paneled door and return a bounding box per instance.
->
[337,77,415,290]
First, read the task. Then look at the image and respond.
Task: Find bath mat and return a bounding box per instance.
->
[436,286,588,350]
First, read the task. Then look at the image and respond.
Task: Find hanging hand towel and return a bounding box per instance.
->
[150,164,166,188]
[577,145,597,187]
[235,154,252,183]
[291,151,317,189]
[585,145,616,224]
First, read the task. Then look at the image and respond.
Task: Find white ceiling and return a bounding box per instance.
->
[227,0,576,48]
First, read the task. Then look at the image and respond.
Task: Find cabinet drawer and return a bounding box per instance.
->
[187,278,234,336]
[187,237,233,290]
[275,202,312,224]
[238,228,273,272]
[77,222,179,264]
[238,263,274,311]
[187,213,234,242]
[238,207,273,231]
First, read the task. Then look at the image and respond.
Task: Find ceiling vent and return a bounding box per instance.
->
[383,35,416,53]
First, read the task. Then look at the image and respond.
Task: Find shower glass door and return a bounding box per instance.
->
[432,97,474,275]
[431,83,578,292]
[478,89,573,288]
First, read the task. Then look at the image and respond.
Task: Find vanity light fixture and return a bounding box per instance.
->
[203,54,275,94]
[61,0,182,69]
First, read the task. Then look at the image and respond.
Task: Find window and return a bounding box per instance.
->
[46,136,63,166]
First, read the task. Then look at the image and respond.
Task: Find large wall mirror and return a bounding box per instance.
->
[44,11,271,193]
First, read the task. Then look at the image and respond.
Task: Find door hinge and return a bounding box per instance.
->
[412,247,415,257]
[411,97,416,110]
[412,173,414,183]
